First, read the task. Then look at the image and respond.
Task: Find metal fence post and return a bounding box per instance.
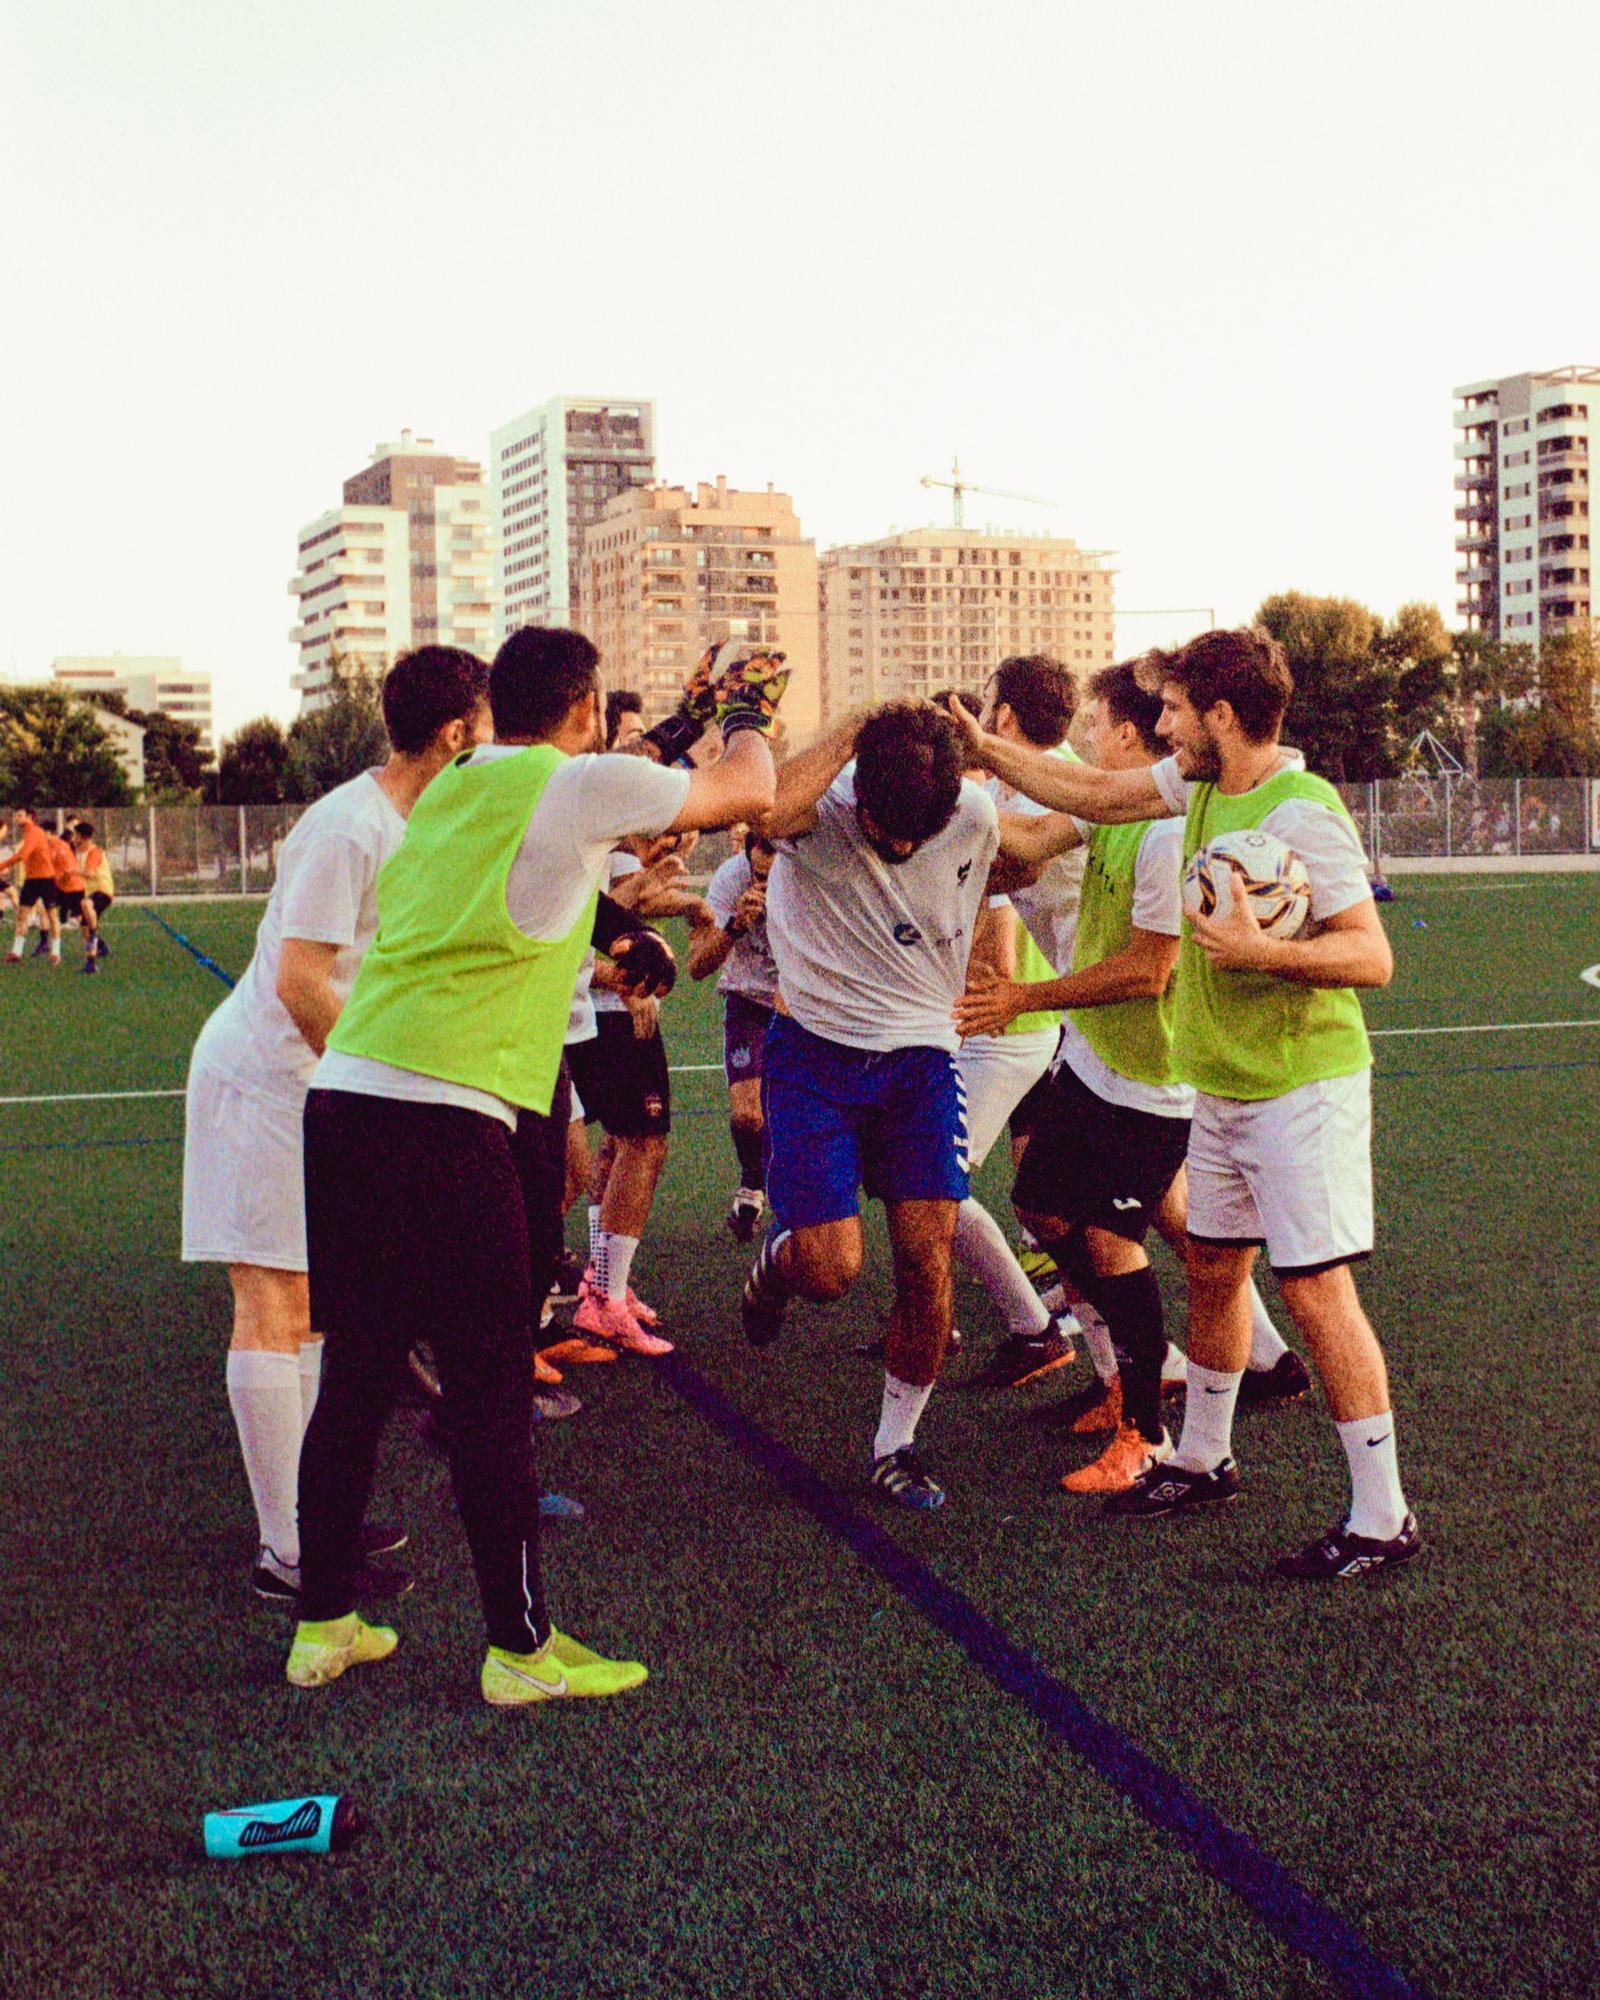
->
[238,805,248,893]
[1513,778,1522,858]
[148,805,158,895]
[1445,776,1453,858]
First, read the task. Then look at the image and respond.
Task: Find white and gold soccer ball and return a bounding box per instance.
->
[1182,829,1311,938]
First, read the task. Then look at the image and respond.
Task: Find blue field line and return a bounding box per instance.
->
[660,1353,1431,2000]
[141,909,237,988]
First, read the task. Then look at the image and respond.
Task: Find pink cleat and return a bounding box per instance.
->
[573,1283,674,1357]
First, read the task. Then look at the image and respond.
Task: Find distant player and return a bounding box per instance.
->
[1,807,63,966]
[183,647,492,1605]
[740,700,1002,1512]
[955,630,1419,1578]
[73,821,115,962]
[53,828,95,973]
[689,829,779,1240]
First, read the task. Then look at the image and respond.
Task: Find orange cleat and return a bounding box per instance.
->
[1060,1424,1172,1495]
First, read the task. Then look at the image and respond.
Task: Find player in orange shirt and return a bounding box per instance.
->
[54,828,96,974]
[0,807,64,967]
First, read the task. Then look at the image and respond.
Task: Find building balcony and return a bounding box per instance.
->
[1454,433,1496,458]
[1454,471,1496,494]
[1455,501,1496,524]
[1456,530,1496,555]
[1540,570,1589,594]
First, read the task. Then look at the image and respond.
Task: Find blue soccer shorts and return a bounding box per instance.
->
[762,1014,970,1230]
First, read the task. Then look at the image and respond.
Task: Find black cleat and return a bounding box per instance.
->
[1237,1352,1314,1406]
[547,1249,585,1305]
[726,1192,765,1243]
[963,1323,1076,1390]
[1272,1512,1423,1581]
[1104,1456,1241,1519]
[741,1228,791,1348]
[870,1445,945,1512]
[252,1555,415,1608]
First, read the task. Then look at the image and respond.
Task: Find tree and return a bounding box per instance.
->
[130,708,210,800]
[1380,600,1456,753]
[284,655,388,801]
[1444,631,1537,778]
[0,686,134,805]
[1254,592,1395,779]
[217,717,290,804]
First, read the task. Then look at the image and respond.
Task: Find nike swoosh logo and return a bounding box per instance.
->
[1203,1385,1230,1395]
[494,1659,568,1696]
[1365,1433,1392,1448]
[1112,1197,1141,1211]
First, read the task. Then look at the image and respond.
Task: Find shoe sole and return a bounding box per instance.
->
[1274,1540,1425,1582]
[287,1642,397,1689]
[1108,1486,1238,1520]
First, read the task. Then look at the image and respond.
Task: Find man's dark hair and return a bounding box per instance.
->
[1160,628,1293,744]
[744,827,776,862]
[854,701,964,848]
[989,655,1075,747]
[931,687,988,721]
[605,688,644,747]
[490,627,601,740]
[73,819,95,840]
[382,647,490,755]
[1089,661,1165,755]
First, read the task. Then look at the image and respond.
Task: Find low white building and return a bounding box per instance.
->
[51,656,214,755]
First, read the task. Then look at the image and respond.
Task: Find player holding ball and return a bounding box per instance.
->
[951,628,1419,1581]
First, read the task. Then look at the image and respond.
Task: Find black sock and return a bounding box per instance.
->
[1089,1265,1166,1444]
[731,1119,766,1190]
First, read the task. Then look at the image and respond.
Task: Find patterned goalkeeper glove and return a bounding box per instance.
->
[640,643,733,765]
[713,649,790,738]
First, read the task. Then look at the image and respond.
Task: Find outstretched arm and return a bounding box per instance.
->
[763,711,866,840]
[948,697,1169,823]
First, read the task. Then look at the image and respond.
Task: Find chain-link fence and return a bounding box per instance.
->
[26,780,1600,897]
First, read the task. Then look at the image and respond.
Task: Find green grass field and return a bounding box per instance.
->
[4,876,1599,1999]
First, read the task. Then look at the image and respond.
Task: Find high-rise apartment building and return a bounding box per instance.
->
[817,529,1115,722]
[50,656,215,754]
[491,396,655,641]
[578,479,821,746]
[1453,367,1597,650]
[289,431,498,710]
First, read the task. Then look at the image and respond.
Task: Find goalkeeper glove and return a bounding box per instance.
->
[713,649,790,738]
[640,642,735,765]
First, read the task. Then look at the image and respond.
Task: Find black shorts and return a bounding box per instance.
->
[89,892,112,917]
[19,880,56,910]
[564,1012,671,1139]
[1010,1057,1190,1245]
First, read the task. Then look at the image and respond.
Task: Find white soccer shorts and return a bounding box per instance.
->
[955,1027,1059,1173]
[182,1056,309,1271]
[1184,1068,1374,1274]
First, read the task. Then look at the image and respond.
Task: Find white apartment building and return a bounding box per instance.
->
[50,656,215,753]
[491,396,655,641]
[817,529,1116,723]
[289,432,499,710]
[1454,366,1597,651]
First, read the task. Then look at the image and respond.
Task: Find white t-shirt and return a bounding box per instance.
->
[314,748,690,1125]
[988,769,1085,975]
[1148,755,1371,924]
[591,851,643,1016]
[705,853,780,1006]
[1055,817,1196,1120]
[191,771,404,1106]
[767,764,1000,1054]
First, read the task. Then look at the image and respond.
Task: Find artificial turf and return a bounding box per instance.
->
[2,876,1598,1999]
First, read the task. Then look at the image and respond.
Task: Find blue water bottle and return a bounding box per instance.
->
[203,1794,360,1859]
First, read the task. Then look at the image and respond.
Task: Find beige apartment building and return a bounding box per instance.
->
[290,431,498,710]
[51,656,215,754]
[578,479,821,746]
[818,529,1115,723]
[1454,366,1597,651]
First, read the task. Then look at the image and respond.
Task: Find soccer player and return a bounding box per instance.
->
[183,647,492,1605]
[689,829,779,1240]
[953,656,1086,1384]
[287,628,781,1700]
[72,821,115,963]
[605,688,646,750]
[53,828,95,973]
[951,630,1419,1577]
[1,808,63,966]
[740,700,1003,1512]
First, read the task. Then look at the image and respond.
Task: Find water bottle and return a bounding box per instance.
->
[203,1793,361,1859]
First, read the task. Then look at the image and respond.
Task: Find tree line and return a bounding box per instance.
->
[6,612,1597,806]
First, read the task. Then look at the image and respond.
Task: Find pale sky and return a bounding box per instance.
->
[5,0,1598,738]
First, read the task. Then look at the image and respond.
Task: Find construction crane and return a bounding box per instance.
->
[920,457,1056,529]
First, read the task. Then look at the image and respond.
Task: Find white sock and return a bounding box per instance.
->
[1080,1308,1119,1384]
[298,1339,324,1434]
[1248,1286,1289,1370]
[595,1230,638,1302]
[226,1349,304,1567]
[952,1199,1050,1338]
[1172,1363,1243,1473]
[1163,1342,1188,1384]
[6,938,21,959]
[874,1372,933,1460]
[1337,1413,1408,1540]
[587,1204,601,1266]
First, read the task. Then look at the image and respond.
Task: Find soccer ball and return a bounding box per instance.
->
[1182,829,1311,938]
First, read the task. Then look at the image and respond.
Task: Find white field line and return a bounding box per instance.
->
[1582,964,1600,991]
[1368,1017,1600,1039]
